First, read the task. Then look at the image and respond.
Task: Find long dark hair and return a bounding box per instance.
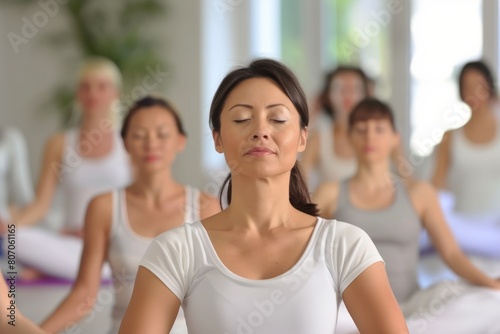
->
[458,60,497,100]
[209,58,318,216]
[121,95,187,140]
[320,66,369,119]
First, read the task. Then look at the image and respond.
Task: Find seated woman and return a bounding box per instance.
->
[39,96,220,334]
[301,66,369,187]
[0,126,34,230]
[314,98,500,334]
[427,60,500,282]
[119,59,409,334]
[11,57,133,280]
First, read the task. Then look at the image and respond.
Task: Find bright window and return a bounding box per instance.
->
[410,0,482,156]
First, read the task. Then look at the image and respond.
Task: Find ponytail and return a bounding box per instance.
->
[218,161,318,216]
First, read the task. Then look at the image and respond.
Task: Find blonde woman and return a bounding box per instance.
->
[10,57,132,279]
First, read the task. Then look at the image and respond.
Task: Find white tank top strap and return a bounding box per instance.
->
[184,186,201,223]
[110,190,122,237]
[63,129,78,160]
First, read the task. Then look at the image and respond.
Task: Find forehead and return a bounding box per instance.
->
[223,77,295,109]
[331,71,364,86]
[129,106,176,126]
[79,71,116,85]
[463,69,487,83]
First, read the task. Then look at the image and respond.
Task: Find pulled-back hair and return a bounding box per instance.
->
[121,95,186,139]
[458,60,497,100]
[320,66,369,119]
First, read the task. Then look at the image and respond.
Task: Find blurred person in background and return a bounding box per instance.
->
[4,57,132,280]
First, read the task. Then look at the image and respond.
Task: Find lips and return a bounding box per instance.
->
[144,155,160,162]
[245,147,275,156]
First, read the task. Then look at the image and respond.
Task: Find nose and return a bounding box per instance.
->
[144,133,160,148]
[251,120,270,140]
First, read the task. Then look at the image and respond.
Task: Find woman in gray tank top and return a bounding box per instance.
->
[314,98,500,334]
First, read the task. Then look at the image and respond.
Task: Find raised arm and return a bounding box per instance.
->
[119,267,181,334]
[312,181,339,219]
[343,262,409,334]
[14,133,64,226]
[40,194,113,332]
[431,131,452,189]
[414,182,500,289]
[6,127,34,207]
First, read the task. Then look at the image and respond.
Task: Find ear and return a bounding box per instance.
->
[298,127,308,153]
[213,130,224,154]
[177,134,187,152]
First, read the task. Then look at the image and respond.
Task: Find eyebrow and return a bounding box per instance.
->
[228,103,290,111]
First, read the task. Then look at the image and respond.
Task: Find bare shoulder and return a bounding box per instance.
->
[407,180,436,197]
[85,192,114,230]
[44,132,66,158]
[406,180,438,214]
[438,130,454,148]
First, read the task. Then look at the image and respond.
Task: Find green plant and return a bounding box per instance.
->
[1,0,167,127]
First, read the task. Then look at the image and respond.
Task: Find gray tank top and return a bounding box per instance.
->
[334,180,421,303]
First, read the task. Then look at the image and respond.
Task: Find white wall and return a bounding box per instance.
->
[0,0,208,190]
[0,2,68,182]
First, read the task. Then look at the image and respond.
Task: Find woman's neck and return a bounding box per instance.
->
[352,160,393,191]
[225,173,295,232]
[80,111,114,131]
[129,170,182,208]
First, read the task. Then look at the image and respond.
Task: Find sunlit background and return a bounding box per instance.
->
[0,0,498,191]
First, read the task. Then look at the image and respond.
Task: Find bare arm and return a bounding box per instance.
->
[119,267,181,334]
[431,132,452,189]
[343,262,409,334]
[14,134,64,226]
[414,182,500,289]
[40,194,113,332]
[0,274,46,334]
[312,181,339,219]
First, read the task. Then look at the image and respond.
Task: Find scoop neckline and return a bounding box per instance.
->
[121,187,188,242]
[345,180,399,213]
[194,217,323,283]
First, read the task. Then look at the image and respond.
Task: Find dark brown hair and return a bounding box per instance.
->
[349,98,396,131]
[121,95,187,139]
[209,58,318,216]
[458,60,497,100]
[320,66,369,118]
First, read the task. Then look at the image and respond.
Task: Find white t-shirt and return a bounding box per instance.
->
[140,217,382,334]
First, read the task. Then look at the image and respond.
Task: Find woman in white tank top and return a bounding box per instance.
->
[433,60,500,214]
[431,60,500,264]
[39,96,220,334]
[301,67,367,188]
[10,57,132,280]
